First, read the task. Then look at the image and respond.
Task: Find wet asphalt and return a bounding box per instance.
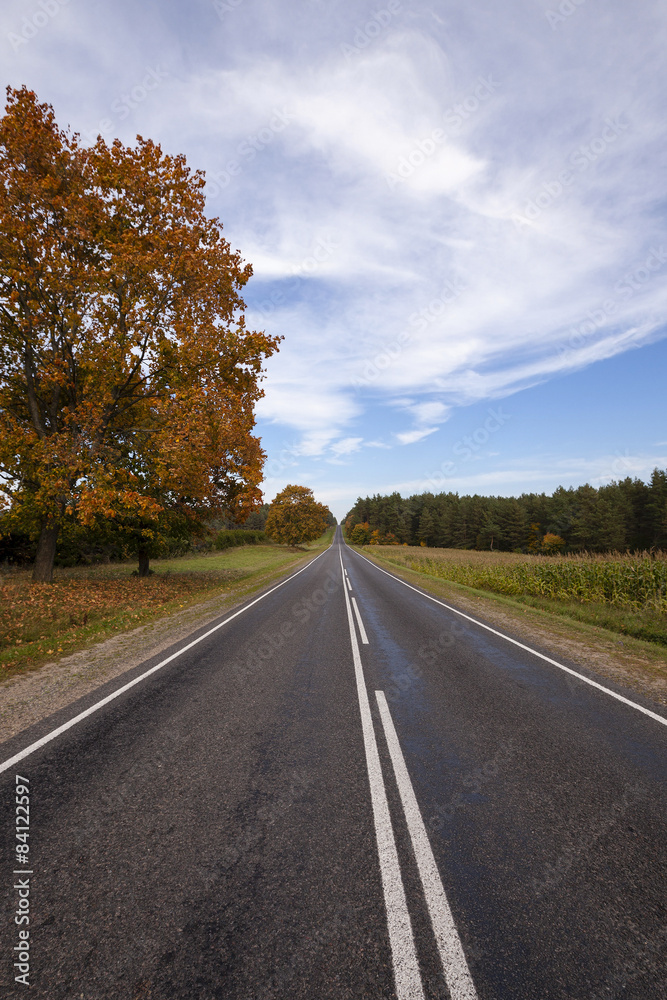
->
[1,527,665,998]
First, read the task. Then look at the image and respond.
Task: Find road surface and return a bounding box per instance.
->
[1,527,665,998]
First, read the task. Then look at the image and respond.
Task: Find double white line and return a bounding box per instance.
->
[340,552,478,1000]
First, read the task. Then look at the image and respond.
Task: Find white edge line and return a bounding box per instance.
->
[0,547,330,776]
[376,691,478,1000]
[351,596,370,644]
[339,552,424,1000]
[349,547,667,728]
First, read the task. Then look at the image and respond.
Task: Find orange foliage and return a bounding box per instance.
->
[541,532,566,555]
[0,87,280,579]
[370,529,400,545]
[0,573,228,673]
[265,485,329,546]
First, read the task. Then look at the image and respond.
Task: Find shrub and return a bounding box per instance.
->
[214,529,267,550]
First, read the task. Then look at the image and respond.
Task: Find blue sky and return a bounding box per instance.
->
[3,0,666,520]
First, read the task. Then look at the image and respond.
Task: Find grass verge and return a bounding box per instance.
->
[353,545,667,703]
[0,530,333,681]
[361,546,667,645]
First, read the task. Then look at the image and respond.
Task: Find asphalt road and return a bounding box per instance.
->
[1,527,666,998]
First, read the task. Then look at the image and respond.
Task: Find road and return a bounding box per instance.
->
[1,527,666,998]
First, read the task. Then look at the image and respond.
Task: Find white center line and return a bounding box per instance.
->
[339,553,424,1000]
[351,549,667,729]
[346,576,353,591]
[376,691,479,1000]
[351,597,369,644]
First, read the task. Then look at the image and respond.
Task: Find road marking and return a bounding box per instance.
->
[351,597,369,644]
[346,577,353,591]
[351,549,667,729]
[339,552,424,1000]
[0,548,331,776]
[376,691,479,1000]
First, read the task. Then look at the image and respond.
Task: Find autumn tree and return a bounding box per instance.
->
[265,485,329,547]
[0,87,280,580]
[540,532,566,555]
[349,522,371,545]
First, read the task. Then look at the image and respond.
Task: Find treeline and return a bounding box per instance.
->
[219,504,270,532]
[344,469,667,553]
[0,509,272,568]
[0,500,338,568]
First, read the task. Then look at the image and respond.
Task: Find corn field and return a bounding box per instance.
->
[370,548,667,614]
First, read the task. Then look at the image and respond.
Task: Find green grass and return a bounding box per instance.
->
[0,532,335,680]
[305,526,336,548]
[358,545,667,647]
[153,525,334,574]
[149,545,304,576]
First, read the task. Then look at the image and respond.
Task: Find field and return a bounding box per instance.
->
[0,529,334,679]
[363,546,667,646]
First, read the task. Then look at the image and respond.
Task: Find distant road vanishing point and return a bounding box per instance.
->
[1,526,665,998]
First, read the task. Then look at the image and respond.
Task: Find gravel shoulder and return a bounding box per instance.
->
[4,543,664,749]
[0,554,318,745]
[358,548,667,711]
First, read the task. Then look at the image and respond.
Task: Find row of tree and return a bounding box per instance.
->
[344,470,667,553]
[0,87,280,580]
[0,484,335,568]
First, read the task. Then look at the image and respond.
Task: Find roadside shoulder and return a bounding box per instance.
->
[0,551,322,745]
[354,548,667,710]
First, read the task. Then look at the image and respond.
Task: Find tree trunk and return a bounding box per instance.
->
[32,523,59,583]
[137,547,151,577]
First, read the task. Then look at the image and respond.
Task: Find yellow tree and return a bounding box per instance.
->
[265,485,329,547]
[349,522,371,545]
[541,532,566,555]
[0,87,280,580]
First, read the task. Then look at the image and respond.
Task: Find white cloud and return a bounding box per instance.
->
[409,401,451,425]
[50,9,659,448]
[177,21,667,432]
[385,451,667,499]
[396,427,439,446]
[3,0,666,517]
[331,437,363,456]
[391,398,451,447]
